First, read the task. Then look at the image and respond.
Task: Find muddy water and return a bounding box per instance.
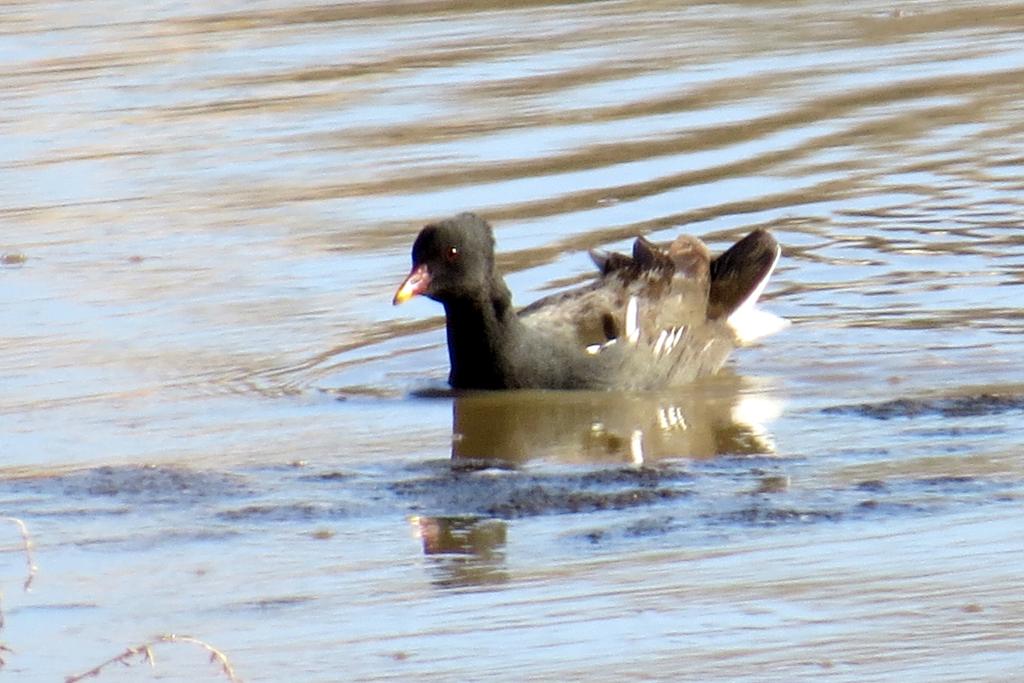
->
[2,1,1024,680]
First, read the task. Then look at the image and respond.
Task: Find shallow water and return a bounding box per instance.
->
[2,0,1024,680]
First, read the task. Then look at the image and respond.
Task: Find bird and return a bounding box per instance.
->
[393,212,787,390]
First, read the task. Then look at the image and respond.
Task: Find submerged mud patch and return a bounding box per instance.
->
[391,465,694,519]
[712,505,842,526]
[854,473,1015,501]
[824,392,1024,420]
[0,464,254,507]
[224,594,319,612]
[216,501,350,522]
[570,469,1022,546]
[573,514,682,546]
[72,526,242,551]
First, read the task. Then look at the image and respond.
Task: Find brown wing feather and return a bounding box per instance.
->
[521,235,712,350]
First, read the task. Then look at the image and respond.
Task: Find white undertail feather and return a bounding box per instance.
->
[625,296,640,343]
[653,329,669,356]
[671,326,685,349]
[586,338,617,355]
[726,243,790,345]
[652,326,686,358]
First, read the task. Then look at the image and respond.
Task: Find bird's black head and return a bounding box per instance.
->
[393,212,497,305]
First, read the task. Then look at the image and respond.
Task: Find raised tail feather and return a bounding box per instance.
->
[708,228,788,344]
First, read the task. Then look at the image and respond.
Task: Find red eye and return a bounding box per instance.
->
[445,246,459,263]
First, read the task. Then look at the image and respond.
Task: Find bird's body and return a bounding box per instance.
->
[394,213,786,390]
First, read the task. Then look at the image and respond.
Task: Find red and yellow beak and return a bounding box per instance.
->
[393,264,431,305]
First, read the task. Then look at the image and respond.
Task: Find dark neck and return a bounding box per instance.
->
[443,278,521,389]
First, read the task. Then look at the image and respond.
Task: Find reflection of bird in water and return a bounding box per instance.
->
[394,213,786,390]
[450,374,784,465]
[409,515,508,589]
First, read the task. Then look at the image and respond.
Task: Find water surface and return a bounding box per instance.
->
[2,1,1024,680]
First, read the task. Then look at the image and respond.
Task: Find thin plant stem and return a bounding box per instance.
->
[65,634,241,683]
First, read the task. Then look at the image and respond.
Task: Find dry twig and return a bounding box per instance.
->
[0,516,37,669]
[0,516,37,591]
[65,634,241,683]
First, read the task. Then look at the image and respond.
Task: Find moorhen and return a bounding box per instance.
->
[393,213,786,390]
